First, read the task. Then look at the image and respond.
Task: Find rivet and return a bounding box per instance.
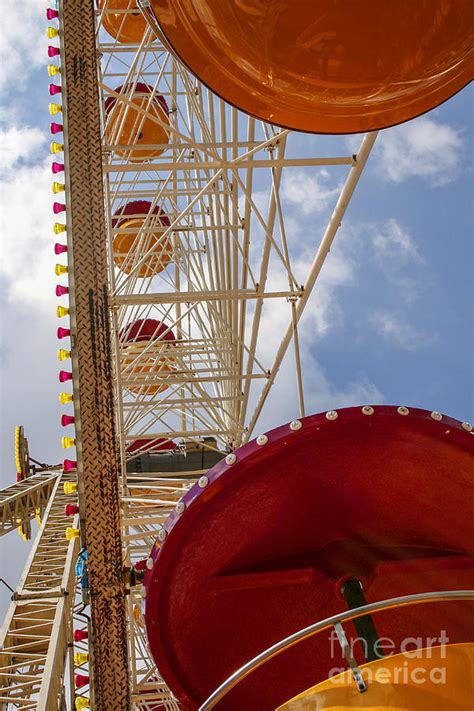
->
[225,453,237,465]
[158,528,166,541]
[461,422,473,432]
[198,475,209,488]
[326,410,338,421]
[256,434,268,445]
[146,557,153,570]
[289,420,302,431]
[175,501,185,514]
[431,411,442,421]
[362,406,374,416]
[397,406,409,416]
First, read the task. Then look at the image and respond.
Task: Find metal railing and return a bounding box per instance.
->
[199,589,474,710]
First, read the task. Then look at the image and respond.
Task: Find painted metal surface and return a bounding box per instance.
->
[146,1,473,133]
[60,0,130,704]
[144,406,474,709]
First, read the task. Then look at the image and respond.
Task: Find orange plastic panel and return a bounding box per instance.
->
[97,0,148,44]
[105,83,170,161]
[112,201,172,277]
[147,1,473,133]
[279,643,474,710]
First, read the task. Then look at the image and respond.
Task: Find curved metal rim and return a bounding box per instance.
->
[199,589,474,710]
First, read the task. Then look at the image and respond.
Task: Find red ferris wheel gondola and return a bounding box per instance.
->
[144,406,474,709]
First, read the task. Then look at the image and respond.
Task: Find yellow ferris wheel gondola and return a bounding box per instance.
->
[144,0,473,134]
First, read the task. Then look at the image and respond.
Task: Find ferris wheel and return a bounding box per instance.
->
[0,1,472,710]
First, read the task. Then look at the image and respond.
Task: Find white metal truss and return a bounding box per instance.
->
[0,473,79,709]
[0,474,58,539]
[94,8,377,704]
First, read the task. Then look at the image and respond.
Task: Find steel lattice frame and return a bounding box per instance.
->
[0,474,79,709]
[96,11,376,707]
[1,1,377,708]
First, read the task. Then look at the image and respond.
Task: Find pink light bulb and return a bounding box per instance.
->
[65,503,79,516]
[61,414,75,426]
[49,84,62,96]
[63,458,77,472]
[59,370,73,382]
[54,243,67,255]
[75,674,89,689]
[53,202,66,214]
[46,8,59,19]
[50,122,63,134]
[48,46,60,58]
[57,327,70,339]
[52,161,64,174]
[56,285,69,297]
[74,629,89,642]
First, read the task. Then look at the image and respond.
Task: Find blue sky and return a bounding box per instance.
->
[0,0,472,616]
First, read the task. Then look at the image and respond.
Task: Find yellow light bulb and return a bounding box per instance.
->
[59,392,74,404]
[48,64,61,77]
[58,349,71,361]
[62,436,76,449]
[75,698,90,710]
[74,652,89,665]
[64,481,78,494]
[65,527,80,540]
[52,182,65,193]
[49,103,62,115]
[51,142,63,154]
[55,264,68,276]
[56,305,70,318]
[54,222,67,234]
[47,27,59,38]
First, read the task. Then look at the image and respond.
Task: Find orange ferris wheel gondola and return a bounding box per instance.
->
[97,0,149,44]
[144,0,473,134]
[120,318,176,395]
[112,200,172,277]
[105,83,170,161]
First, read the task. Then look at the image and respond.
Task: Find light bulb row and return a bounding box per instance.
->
[47,10,90,709]
[46,7,78,477]
[62,412,90,707]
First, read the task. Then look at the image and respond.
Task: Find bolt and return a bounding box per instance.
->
[290,420,302,431]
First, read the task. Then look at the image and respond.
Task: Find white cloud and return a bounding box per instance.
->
[369,310,432,351]
[0,0,47,95]
[0,125,45,170]
[0,127,57,311]
[369,218,423,265]
[375,116,463,186]
[282,169,342,214]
